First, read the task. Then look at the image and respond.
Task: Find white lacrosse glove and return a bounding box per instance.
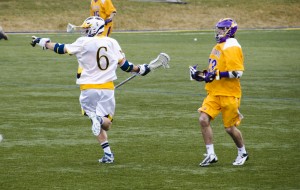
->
[89,113,103,136]
[31,36,51,50]
[138,64,151,76]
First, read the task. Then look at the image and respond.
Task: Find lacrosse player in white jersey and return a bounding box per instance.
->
[30,16,150,164]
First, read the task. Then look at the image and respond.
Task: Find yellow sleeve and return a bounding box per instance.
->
[223,46,244,71]
[104,0,116,16]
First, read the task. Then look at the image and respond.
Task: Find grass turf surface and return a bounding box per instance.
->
[0,30,299,189]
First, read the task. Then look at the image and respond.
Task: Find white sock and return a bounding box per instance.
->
[238,145,247,155]
[101,141,112,154]
[206,144,215,155]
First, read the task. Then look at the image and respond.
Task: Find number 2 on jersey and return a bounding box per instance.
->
[208,58,217,71]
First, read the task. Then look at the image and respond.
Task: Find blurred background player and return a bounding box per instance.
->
[0,26,8,40]
[190,18,248,166]
[90,0,117,37]
[31,16,150,164]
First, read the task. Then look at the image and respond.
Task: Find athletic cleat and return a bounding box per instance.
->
[199,153,218,167]
[233,153,249,166]
[89,113,103,136]
[99,153,114,164]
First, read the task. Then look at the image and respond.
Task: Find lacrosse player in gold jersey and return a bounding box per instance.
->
[190,18,248,166]
[90,0,117,37]
[30,16,150,164]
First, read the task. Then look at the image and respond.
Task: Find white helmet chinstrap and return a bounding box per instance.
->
[80,16,105,37]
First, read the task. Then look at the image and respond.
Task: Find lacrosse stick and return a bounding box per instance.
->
[115,53,170,89]
[67,23,81,33]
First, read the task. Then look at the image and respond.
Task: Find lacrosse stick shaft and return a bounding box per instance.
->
[115,53,170,89]
[115,73,138,89]
[67,23,80,33]
[115,63,163,89]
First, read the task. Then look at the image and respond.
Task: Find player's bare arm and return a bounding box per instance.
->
[118,58,150,76]
[45,42,67,54]
[30,36,67,54]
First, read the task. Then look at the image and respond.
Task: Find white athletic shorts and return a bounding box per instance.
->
[79,89,115,118]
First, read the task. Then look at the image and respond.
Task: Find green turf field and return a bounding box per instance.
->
[0,30,299,189]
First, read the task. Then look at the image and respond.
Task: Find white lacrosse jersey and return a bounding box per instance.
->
[65,36,124,90]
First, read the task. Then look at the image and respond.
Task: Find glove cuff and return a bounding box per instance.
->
[138,64,150,76]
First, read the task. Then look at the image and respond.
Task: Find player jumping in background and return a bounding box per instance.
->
[30,16,150,164]
[90,0,116,37]
[190,18,248,166]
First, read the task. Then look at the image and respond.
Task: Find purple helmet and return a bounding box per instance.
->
[215,18,238,43]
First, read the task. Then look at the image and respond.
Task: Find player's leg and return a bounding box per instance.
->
[79,89,115,163]
[198,95,220,167]
[199,112,213,145]
[198,112,218,167]
[95,89,115,163]
[106,26,112,36]
[79,89,102,136]
[222,96,248,165]
[225,126,248,165]
[105,23,113,36]
[97,129,114,163]
[225,126,244,148]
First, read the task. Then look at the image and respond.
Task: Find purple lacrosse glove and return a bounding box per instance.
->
[105,18,112,25]
[190,64,208,82]
[204,70,217,83]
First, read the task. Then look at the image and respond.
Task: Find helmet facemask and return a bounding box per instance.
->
[215,27,231,43]
[215,18,238,43]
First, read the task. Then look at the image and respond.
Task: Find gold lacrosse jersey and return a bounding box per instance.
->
[90,0,116,36]
[65,36,124,90]
[90,0,116,20]
[205,38,244,98]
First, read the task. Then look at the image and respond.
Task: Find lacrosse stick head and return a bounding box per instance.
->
[149,53,170,71]
[67,23,77,33]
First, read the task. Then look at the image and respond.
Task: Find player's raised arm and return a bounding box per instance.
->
[30,36,67,54]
